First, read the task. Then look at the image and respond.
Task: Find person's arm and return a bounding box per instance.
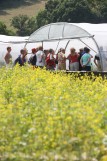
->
[4,53,7,62]
[64,54,66,61]
[83,57,91,67]
[90,54,93,58]
[55,54,58,64]
[13,57,19,66]
[52,54,55,60]
[80,57,83,67]
[34,55,37,65]
[66,54,70,60]
[94,57,98,67]
[39,51,43,63]
[85,57,91,66]
[56,54,58,60]
[50,53,54,60]
[75,52,80,58]
[89,53,93,58]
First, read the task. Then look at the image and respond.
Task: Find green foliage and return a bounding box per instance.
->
[11,15,36,36]
[0,21,7,34]
[35,0,107,29]
[0,21,15,36]
[1,0,107,36]
[100,1,107,23]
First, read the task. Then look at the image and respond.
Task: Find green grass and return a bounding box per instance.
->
[0,0,47,32]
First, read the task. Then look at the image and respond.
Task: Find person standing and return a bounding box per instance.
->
[57,48,66,70]
[80,47,92,71]
[36,46,45,68]
[78,48,84,71]
[29,48,37,67]
[14,49,27,66]
[67,48,79,71]
[46,49,56,70]
[94,54,101,71]
[44,50,49,67]
[4,47,12,67]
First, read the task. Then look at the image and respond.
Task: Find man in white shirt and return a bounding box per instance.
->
[36,46,45,68]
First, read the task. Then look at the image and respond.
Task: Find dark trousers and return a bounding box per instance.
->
[82,66,91,71]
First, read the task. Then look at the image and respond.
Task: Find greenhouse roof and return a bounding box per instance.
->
[29,22,92,42]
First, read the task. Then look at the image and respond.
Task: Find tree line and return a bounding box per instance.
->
[0,0,107,36]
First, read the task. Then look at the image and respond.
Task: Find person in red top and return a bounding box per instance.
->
[67,48,79,71]
[46,49,55,70]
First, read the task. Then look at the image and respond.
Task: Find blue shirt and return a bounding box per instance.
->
[81,53,91,66]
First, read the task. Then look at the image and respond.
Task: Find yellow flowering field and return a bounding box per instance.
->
[0,66,107,161]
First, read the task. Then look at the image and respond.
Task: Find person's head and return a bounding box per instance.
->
[70,48,76,55]
[61,48,65,54]
[49,49,54,54]
[38,46,43,51]
[85,47,90,53]
[83,47,90,53]
[44,50,49,56]
[20,49,27,56]
[79,48,84,53]
[7,47,11,52]
[32,48,37,54]
[58,48,63,53]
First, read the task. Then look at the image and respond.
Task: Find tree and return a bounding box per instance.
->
[35,0,107,29]
[11,14,36,36]
[0,21,7,34]
[0,21,15,35]
[100,1,107,22]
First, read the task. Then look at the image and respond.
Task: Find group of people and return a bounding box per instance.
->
[4,46,101,71]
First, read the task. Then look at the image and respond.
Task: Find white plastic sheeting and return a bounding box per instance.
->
[29,23,91,42]
[0,35,28,65]
[0,35,41,65]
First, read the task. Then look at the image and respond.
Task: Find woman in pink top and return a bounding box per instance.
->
[67,48,79,71]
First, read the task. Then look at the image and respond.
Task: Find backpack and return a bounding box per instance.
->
[29,55,37,66]
[46,54,55,66]
[46,56,50,65]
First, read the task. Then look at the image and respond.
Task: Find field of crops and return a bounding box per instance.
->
[0,66,107,161]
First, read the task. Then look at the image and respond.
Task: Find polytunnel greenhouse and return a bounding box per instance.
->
[0,22,107,71]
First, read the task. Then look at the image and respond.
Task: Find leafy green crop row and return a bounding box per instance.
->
[0,66,107,161]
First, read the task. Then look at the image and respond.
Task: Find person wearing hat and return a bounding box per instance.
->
[28,48,37,66]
